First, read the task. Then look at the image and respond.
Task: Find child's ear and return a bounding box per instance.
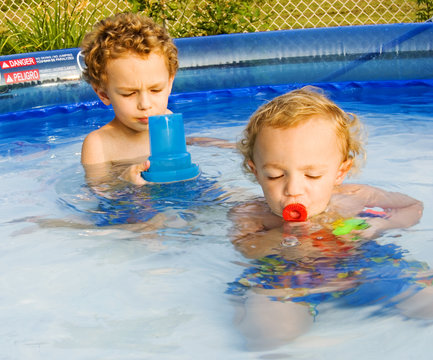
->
[93,85,111,106]
[247,160,258,177]
[168,75,174,94]
[335,159,352,185]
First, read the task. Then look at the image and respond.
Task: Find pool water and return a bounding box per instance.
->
[1,81,433,359]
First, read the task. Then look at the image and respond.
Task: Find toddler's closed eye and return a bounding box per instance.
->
[268,175,283,180]
[305,174,322,179]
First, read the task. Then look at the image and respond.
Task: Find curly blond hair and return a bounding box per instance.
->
[237,86,366,176]
[80,12,178,88]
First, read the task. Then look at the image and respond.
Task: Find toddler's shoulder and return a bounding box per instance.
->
[230,198,282,229]
[336,183,381,196]
[230,198,270,217]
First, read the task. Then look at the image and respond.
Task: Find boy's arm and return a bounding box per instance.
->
[82,133,150,186]
[83,161,150,187]
[81,132,113,185]
[186,136,236,149]
[119,161,150,185]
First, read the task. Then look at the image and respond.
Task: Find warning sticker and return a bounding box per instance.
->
[1,57,37,70]
[4,69,40,84]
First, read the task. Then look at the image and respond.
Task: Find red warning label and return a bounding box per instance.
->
[1,57,37,70]
[4,69,40,84]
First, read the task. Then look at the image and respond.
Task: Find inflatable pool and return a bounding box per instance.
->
[1,23,432,116]
[0,23,433,359]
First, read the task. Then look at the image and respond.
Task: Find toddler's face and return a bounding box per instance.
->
[248,117,351,218]
[94,52,174,132]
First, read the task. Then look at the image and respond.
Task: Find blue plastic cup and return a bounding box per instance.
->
[141,113,200,183]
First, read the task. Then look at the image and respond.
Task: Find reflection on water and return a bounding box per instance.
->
[229,226,432,314]
[56,169,232,228]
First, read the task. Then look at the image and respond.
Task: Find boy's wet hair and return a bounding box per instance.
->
[238,86,366,175]
[80,12,178,88]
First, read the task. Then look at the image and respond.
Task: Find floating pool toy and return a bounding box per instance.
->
[332,218,370,236]
[141,113,200,183]
[283,203,308,222]
[359,209,388,218]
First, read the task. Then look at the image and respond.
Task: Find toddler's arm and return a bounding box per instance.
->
[344,184,423,238]
[229,200,285,258]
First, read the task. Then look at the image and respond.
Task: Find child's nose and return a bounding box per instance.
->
[137,92,151,110]
[284,176,303,197]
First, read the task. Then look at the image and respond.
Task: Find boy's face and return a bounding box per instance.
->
[248,117,351,218]
[94,52,174,132]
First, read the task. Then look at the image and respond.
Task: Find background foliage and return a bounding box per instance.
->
[0,0,431,55]
[4,0,98,54]
[416,0,433,20]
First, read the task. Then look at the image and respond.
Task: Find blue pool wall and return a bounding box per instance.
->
[0,23,432,116]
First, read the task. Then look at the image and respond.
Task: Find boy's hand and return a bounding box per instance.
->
[119,160,150,186]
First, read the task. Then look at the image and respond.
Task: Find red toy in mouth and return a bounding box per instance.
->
[282,203,308,222]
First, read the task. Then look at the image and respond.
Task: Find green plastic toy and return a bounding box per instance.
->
[332,218,370,236]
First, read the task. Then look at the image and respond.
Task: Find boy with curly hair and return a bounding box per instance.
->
[80,13,178,185]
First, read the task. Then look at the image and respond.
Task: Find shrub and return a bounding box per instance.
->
[187,0,266,36]
[416,0,433,21]
[5,0,99,53]
[127,0,270,37]
[0,29,18,55]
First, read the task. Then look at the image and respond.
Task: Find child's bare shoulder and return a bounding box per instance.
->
[83,123,114,143]
[336,183,368,194]
[335,183,383,200]
[230,198,282,234]
[230,198,268,215]
[330,183,379,217]
[81,126,112,164]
